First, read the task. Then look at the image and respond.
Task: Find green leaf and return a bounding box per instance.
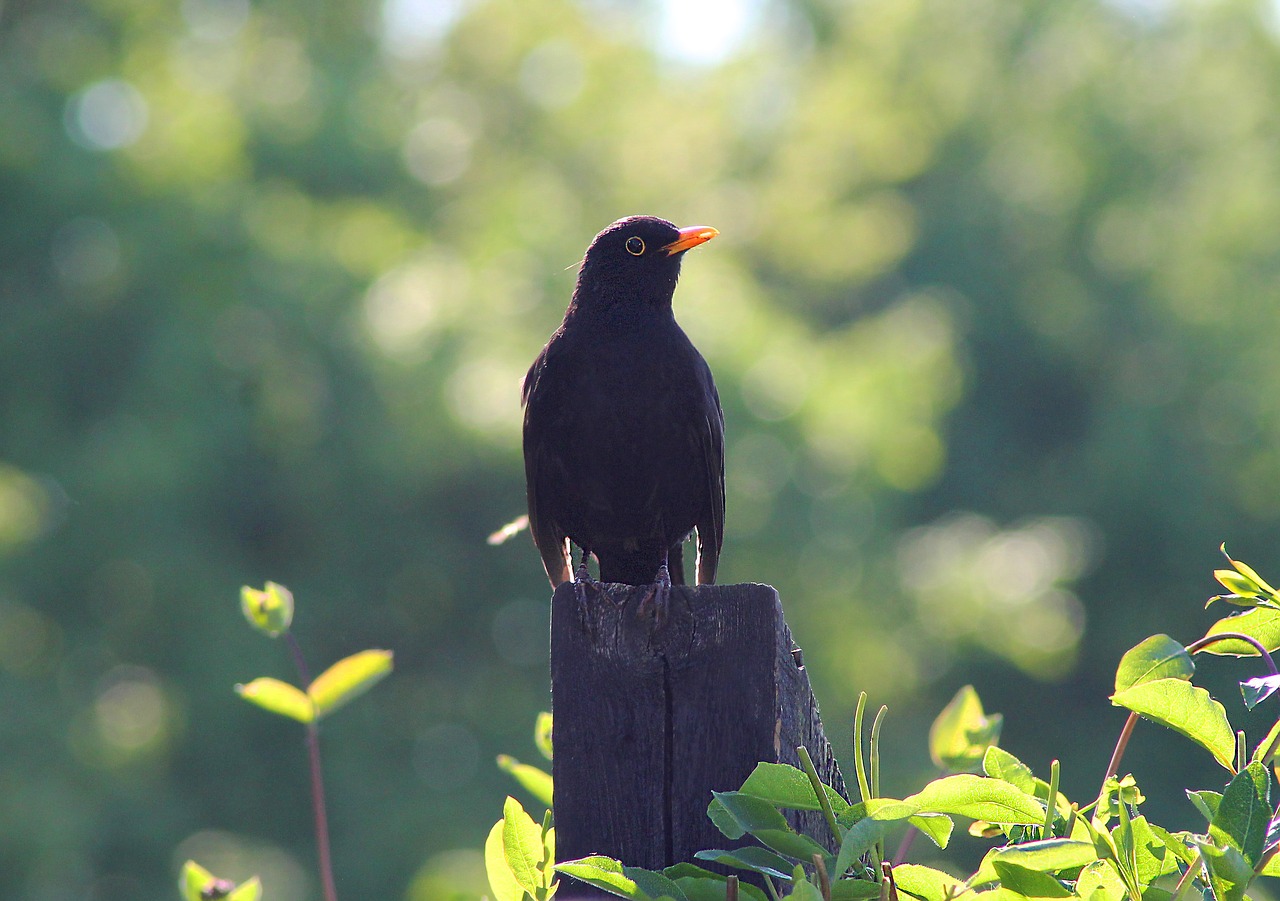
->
[1201,607,1280,656]
[556,857,656,900]
[991,861,1071,897]
[891,863,971,901]
[240,581,294,637]
[835,798,919,876]
[828,879,884,899]
[707,792,827,859]
[498,754,554,808]
[739,761,850,813]
[1210,761,1271,866]
[235,677,314,722]
[1187,790,1222,823]
[1194,838,1252,901]
[1222,545,1278,595]
[664,864,770,901]
[1240,675,1280,710]
[786,866,825,901]
[908,812,955,849]
[694,847,795,880]
[929,686,1003,773]
[1145,823,1196,868]
[708,791,791,839]
[969,840,1098,887]
[1114,635,1194,693]
[227,877,262,901]
[535,711,554,761]
[905,774,1044,824]
[307,648,393,718]
[1110,679,1236,772]
[1215,570,1263,599]
[503,796,546,897]
[983,747,1038,794]
[627,868,691,901]
[485,819,528,901]
[1128,816,1178,888]
[1073,860,1127,901]
[179,860,217,901]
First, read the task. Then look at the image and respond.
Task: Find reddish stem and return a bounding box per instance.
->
[286,633,338,901]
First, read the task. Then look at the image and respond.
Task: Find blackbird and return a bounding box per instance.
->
[522,215,725,594]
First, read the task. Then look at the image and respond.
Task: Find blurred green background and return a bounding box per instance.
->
[5,0,1280,897]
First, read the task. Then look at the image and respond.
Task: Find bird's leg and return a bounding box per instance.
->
[573,546,597,609]
[637,550,673,625]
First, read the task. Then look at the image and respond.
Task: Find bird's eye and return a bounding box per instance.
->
[625,236,645,256]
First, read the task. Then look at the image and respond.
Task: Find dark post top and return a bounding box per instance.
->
[551,581,846,894]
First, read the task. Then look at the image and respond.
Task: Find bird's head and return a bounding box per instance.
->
[571,215,718,316]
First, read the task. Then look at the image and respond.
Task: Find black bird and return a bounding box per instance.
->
[522,215,725,594]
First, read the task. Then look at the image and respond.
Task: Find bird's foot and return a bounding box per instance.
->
[637,563,673,625]
[573,561,598,609]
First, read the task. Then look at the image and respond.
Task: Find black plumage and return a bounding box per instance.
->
[522,215,725,588]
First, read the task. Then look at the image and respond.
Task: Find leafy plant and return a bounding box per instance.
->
[492,548,1280,901]
[180,582,393,901]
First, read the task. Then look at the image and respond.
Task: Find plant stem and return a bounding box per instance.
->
[1186,632,1280,675]
[286,632,339,901]
[1099,711,1138,796]
[891,826,917,866]
[307,720,339,901]
[798,746,841,841]
[853,693,871,805]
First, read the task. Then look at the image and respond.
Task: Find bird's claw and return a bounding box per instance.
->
[637,563,672,625]
[573,561,597,610]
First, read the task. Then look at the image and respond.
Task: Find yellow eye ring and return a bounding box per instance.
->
[625,236,645,256]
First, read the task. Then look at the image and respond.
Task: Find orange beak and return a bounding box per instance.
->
[662,225,719,256]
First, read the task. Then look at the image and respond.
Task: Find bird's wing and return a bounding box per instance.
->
[695,376,726,585]
[522,351,572,587]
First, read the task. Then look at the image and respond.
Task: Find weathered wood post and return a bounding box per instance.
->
[551,581,846,895]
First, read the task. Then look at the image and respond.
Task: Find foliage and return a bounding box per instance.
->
[490,553,1280,901]
[183,582,392,901]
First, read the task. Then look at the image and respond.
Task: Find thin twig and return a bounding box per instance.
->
[1186,631,1279,675]
[1099,711,1138,798]
[286,633,338,901]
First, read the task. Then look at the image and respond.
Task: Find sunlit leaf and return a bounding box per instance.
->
[905,774,1044,824]
[484,820,525,901]
[1114,635,1193,693]
[240,581,294,637]
[1201,607,1280,656]
[929,686,1002,773]
[227,877,263,901]
[497,754,554,808]
[983,746,1037,794]
[1110,679,1235,772]
[992,861,1071,897]
[1194,838,1251,901]
[180,860,218,901]
[1186,790,1222,824]
[307,649,393,718]
[738,761,850,813]
[1073,860,1126,901]
[1210,761,1270,866]
[235,677,313,723]
[892,863,972,901]
[1222,545,1278,595]
[555,856,654,900]
[502,796,545,897]
[535,711,554,761]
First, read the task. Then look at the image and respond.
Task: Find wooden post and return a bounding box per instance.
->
[551,582,846,894]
